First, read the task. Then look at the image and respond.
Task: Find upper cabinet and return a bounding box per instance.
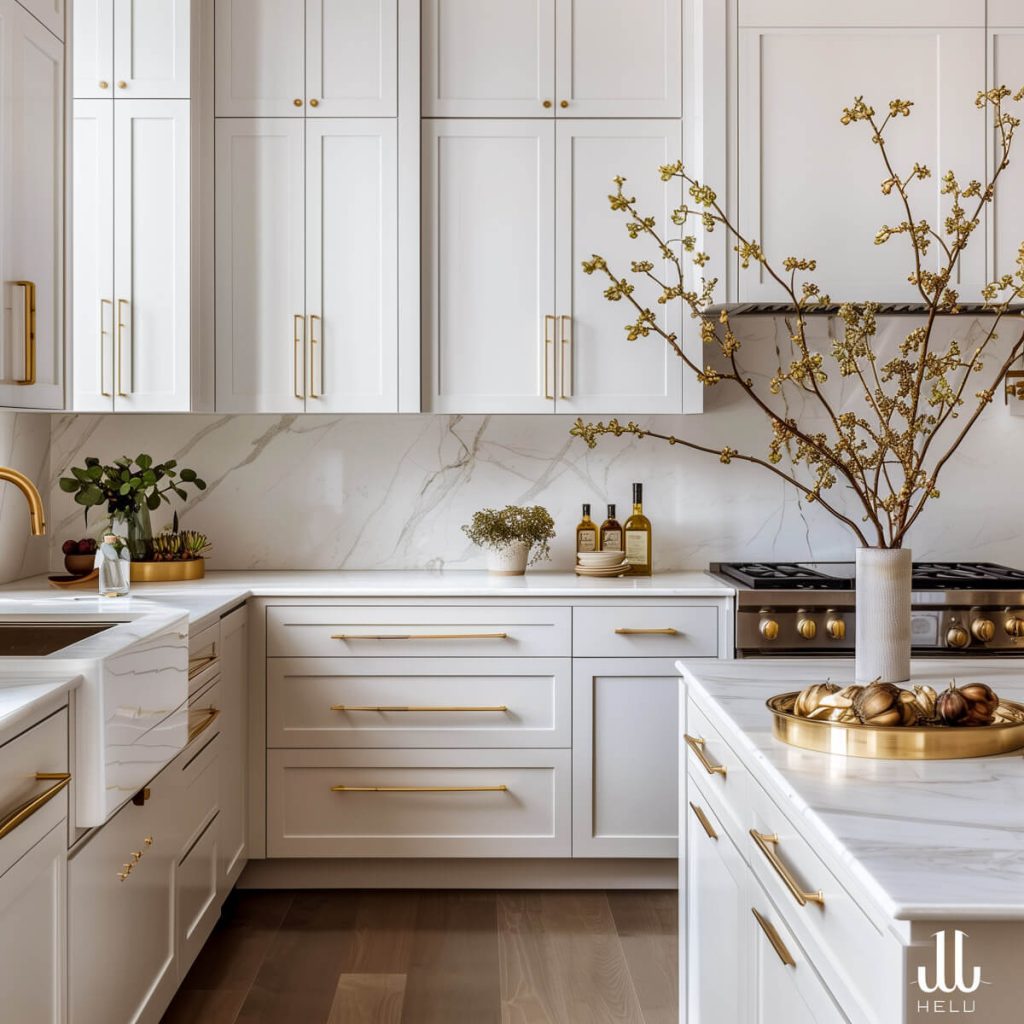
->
[422,0,680,117]
[0,0,64,410]
[214,0,397,116]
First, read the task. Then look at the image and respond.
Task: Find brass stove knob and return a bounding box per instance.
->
[796,616,817,640]
[946,624,970,649]
[825,614,846,641]
[759,617,780,641]
[971,618,996,643]
[1005,615,1024,638]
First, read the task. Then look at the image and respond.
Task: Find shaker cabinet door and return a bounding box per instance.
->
[306,119,398,411]
[423,119,556,412]
[215,119,306,412]
[988,28,1024,285]
[113,0,191,98]
[73,0,113,97]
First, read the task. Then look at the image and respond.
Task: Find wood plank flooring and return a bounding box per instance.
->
[162,890,677,1024]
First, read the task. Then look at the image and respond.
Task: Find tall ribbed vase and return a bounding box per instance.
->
[855,547,912,683]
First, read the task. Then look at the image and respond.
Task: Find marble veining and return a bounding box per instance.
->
[679,658,1024,920]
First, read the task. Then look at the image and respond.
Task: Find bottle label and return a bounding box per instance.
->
[578,531,597,552]
[625,530,648,565]
[601,531,621,552]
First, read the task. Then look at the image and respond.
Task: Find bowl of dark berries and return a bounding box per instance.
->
[62,538,98,576]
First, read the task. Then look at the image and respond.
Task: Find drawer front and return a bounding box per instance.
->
[188,620,221,696]
[267,748,571,858]
[684,697,749,836]
[573,605,719,658]
[267,605,571,658]
[177,813,221,978]
[268,657,571,748]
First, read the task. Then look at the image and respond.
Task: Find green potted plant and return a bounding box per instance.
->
[461,505,555,575]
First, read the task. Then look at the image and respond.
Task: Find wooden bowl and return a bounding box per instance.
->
[64,553,95,577]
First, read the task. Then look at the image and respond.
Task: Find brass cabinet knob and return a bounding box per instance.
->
[1005,615,1024,638]
[309,98,319,107]
[117,80,127,89]
[825,615,846,641]
[559,99,569,108]
[759,618,780,641]
[947,624,970,649]
[293,98,303,107]
[144,836,153,846]
[971,618,996,643]
[99,80,109,89]
[796,616,817,641]
[542,99,552,108]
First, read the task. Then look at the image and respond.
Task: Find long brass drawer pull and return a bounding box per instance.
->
[331,785,509,794]
[12,281,36,385]
[751,907,796,966]
[750,829,824,906]
[684,734,727,776]
[614,627,679,636]
[188,707,220,744]
[331,705,509,713]
[330,632,509,641]
[688,801,718,840]
[0,772,71,841]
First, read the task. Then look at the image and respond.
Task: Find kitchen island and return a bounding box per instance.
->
[679,658,1024,1023]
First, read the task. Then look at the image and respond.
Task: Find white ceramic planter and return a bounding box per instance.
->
[855,547,912,683]
[486,541,530,576]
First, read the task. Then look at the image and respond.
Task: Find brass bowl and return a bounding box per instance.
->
[130,558,205,583]
[767,691,1024,760]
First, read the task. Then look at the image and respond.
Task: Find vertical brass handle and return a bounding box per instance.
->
[684,734,727,776]
[749,830,824,906]
[309,314,322,399]
[116,298,129,396]
[559,314,572,399]
[99,299,113,397]
[688,801,718,839]
[293,314,306,400]
[12,281,36,385]
[543,314,555,399]
[751,908,796,967]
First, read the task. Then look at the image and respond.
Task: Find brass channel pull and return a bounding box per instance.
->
[751,908,796,967]
[0,772,71,841]
[309,313,322,399]
[12,281,36,385]
[615,627,679,636]
[559,314,572,399]
[684,734,727,777]
[187,652,218,679]
[688,801,717,840]
[331,704,509,713]
[116,298,129,396]
[187,707,221,744]
[543,314,556,399]
[293,314,306,399]
[330,632,509,641]
[99,298,113,396]
[331,785,509,794]
[750,830,824,906]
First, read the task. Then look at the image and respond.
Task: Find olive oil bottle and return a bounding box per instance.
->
[576,504,598,552]
[599,504,623,553]
[624,484,652,576]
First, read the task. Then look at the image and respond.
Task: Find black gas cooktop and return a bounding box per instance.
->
[711,561,1024,591]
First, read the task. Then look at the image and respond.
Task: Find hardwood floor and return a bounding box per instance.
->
[162,890,678,1024]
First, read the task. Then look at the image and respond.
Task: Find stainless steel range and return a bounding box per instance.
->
[710,561,1024,657]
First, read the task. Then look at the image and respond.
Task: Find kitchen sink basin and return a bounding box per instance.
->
[0,621,118,656]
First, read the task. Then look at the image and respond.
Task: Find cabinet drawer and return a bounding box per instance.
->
[177,813,220,978]
[188,620,221,696]
[684,698,749,836]
[267,605,571,658]
[267,748,571,858]
[268,657,570,748]
[573,605,719,657]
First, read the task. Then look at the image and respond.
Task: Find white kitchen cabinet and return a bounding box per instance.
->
[218,606,248,890]
[75,0,191,99]
[0,0,64,410]
[422,0,679,117]
[988,26,1024,285]
[215,0,397,117]
[305,119,398,411]
[572,659,678,857]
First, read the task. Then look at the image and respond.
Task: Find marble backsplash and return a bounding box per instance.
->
[45,315,1024,573]
[0,412,50,583]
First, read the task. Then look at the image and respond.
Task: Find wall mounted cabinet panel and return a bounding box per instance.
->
[72,0,112,97]
[988,29,1024,286]
[113,0,191,98]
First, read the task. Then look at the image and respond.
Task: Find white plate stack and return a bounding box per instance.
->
[575,551,630,577]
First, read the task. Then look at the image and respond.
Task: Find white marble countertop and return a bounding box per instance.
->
[0,675,80,746]
[678,658,1024,921]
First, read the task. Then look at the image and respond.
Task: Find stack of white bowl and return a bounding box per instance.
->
[575,550,629,576]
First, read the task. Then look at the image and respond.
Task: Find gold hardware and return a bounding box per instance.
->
[543,315,556,399]
[796,613,816,640]
[132,787,151,806]
[187,653,218,679]
[946,623,969,648]
[10,281,36,385]
[331,704,509,713]
[684,735,727,776]
[99,80,109,89]
[688,801,717,840]
[0,467,46,535]
[0,772,70,840]
[1006,614,1024,638]
[309,314,322,399]
[759,617,780,641]
[100,299,113,397]
[116,298,129,396]
[144,836,153,846]
[1004,370,1024,403]
[559,314,572,399]
[293,98,303,107]
[188,706,221,744]
[118,863,133,881]
[750,829,824,906]
[117,80,127,89]
[131,850,143,861]
[293,314,306,400]
[542,99,552,108]
[751,908,796,967]
[330,632,509,641]
[559,99,568,108]
[614,627,679,636]
[825,613,845,641]
[331,785,509,794]
[972,617,996,643]
[309,98,319,107]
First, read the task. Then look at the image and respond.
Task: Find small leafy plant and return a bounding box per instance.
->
[461,505,556,566]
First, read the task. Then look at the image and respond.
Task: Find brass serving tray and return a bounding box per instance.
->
[767,691,1024,760]
[130,558,205,583]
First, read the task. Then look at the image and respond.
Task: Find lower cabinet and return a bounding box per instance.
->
[218,606,248,889]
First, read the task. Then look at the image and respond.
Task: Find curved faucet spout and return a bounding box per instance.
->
[0,466,46,535]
